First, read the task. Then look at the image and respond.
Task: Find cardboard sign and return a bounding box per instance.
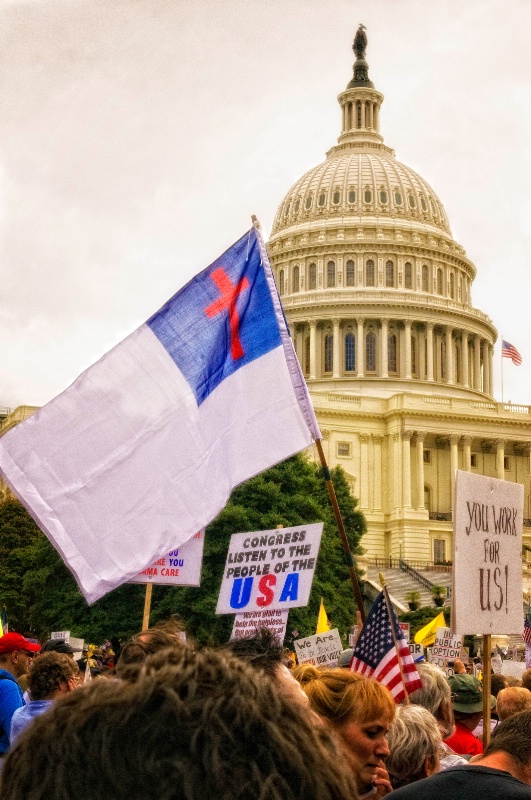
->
[431,626,463,660]
[216,523,323,615]
[399,622,410,642]
[453,471,523,635]
[501,660,526,679]
[51,630,70,641]
[69,637,84,655]
[408,642,424,659]
[231,609,288,643]
[129,530,204,586]
[293,628,343,667]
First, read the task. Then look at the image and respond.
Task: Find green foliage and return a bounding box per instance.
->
[0,454,367,646]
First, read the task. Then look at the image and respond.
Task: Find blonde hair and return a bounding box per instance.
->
[292,664,395,727]
[496,687,531,721]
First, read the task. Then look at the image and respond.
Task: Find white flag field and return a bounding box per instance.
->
[0,225,320,602]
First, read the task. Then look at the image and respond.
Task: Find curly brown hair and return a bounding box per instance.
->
[28,652,79,701]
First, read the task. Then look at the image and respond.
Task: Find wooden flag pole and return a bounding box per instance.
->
[142,583,153,630]
[316,438,366,623]
[482,634,492,749]
[379,574,410,704]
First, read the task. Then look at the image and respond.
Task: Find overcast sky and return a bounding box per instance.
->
[1,0,530,408]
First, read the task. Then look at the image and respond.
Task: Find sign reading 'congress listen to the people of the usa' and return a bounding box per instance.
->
[453,471,523,635]
[216,523,323,615]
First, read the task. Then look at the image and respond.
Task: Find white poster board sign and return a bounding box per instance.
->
[431,627,463,661]
[453,471,523,635]
[231,609,288,643]
[399,622,410,642]
[129,530,204,586]
[69,637,84,655]
[408,642,424,660]
[294,629,343,667]
[216,523,323,615]
[51,630,70,641]
[501,660,526,679]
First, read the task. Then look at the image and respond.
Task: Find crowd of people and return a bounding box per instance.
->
[1,624,531,798]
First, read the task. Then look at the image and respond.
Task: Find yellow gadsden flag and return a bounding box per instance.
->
[414,611,446,648]
[316,598,331,634]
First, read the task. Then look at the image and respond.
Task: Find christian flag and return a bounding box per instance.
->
[0,226,320,603]
[502,340,522,366]
[351,591,422,702]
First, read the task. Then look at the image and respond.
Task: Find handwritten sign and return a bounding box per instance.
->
[51,631,70,641]
[294,629,343,667]
[231,609,288,643]
[453,471,523,634]
[129,530,204,586]
[216,523,323,615]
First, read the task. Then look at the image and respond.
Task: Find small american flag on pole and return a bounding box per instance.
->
[522,616,531,645]
[350,591,422,702]
[503,340,522,366]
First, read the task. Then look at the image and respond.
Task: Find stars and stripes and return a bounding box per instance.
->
[502,340,522,366]
[522,616,531,645]
[350,590,422,702]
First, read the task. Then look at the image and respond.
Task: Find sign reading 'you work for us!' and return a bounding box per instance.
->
[216,523,323,615]
[453,471,523,635]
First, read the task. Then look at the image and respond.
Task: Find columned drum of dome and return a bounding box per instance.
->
[267,26,531,577]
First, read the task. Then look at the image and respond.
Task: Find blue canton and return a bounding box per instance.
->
[352,592,404,668]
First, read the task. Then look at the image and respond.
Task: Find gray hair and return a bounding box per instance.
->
[386,705,442,789]
[496,687,531,721]
[408,661,454,739]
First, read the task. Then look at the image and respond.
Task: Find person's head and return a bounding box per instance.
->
[385,704,442,789]
[484,710,531,780]
[0,647,360,800]
[447,673,493,728]
[293,664,395,790]
[115,620,186,681]
[408,661,455,739]
[496,687,531,721]
[521,669,531,692]
[490,673,508,697]
[0,633,40,679]
[40,640,76,659]
[28,652,80,701]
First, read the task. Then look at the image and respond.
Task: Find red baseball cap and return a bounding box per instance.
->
[0,633,41,655]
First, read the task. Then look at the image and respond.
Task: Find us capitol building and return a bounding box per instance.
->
[267,26,531,569]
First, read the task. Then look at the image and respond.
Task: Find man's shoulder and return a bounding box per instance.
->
[0,670,21,699]
[391,766,531,800]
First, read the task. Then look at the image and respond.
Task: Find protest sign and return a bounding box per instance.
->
[216,523,323,615]
[51,630,70,641]
[129,530,204,586]
[430,626,463,660]
[408,642,424,659]
[501,660,526,679]
[399,622,410,642]
[69,637,84,655]
[294,629,343,667]
[453,471,524,634]
[231,609,288,643]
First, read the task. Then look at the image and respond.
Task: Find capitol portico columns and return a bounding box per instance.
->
[462,436,472,471]
[309,320,317,380]
[332,318,341,378]
[474,336,481,391]
[415,432,426,510]
[450,434,459,507]
[462,332,469,388]
[360,433,369,509]
[402,430,413,509]
[446,327,454,384]
[496,439,506,481]
[404,320,412,380]
[426,324,434,381]
[357,319,364,377]
[381,318,388,378]
[373,434,383,511]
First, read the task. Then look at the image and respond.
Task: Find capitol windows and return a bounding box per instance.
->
[407,193,416,209]
[305,194,313,210]
[385,260,395,288]
[379,189,388,205]
[324,333,333,373]
[470,453,477,468]
[458,275,462,301]
[404,262,412,290]
[365,259,375,287]
[318,192,327,208]
[348,188,356,204]
[394,190,403,206]
[420,194,428,212]
[422,264,429,292]
[388,331,398,373]
[332,190,341,205]
[294,198,301,212]
[436,268,444,296]
[429,197,437,216]
[365,330,377,372]
[440,337,446,380]
[346,259,355,287]
[337,442,351,458]
[411,335,417,376]
[327,261,336,288]
[278,269,285,296]
[345,332,355,372]
[364,188,373,204]
[304,336,310,374]
[292,265,300,293]
[284,201,291,218]
[309,263,317,290]
[449,272,455,300]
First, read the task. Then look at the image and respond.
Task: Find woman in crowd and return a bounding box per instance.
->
[10,652,80,743]
[385,705,442,789]
[293,664,395,799]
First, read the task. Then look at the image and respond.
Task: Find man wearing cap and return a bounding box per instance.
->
[443,673,495,757]
[0,633,40,755]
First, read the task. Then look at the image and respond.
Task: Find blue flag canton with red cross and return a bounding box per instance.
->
[147,230,282,405]
[352,592,403,668]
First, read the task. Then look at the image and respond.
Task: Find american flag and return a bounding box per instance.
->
[522,616,531,645]
[350,590,422,702]
[503,340,522,366]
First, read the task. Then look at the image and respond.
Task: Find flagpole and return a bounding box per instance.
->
[379,573,410,704]
[316,439,366,623]
[501,334,504,404]
[142,583,153,630]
